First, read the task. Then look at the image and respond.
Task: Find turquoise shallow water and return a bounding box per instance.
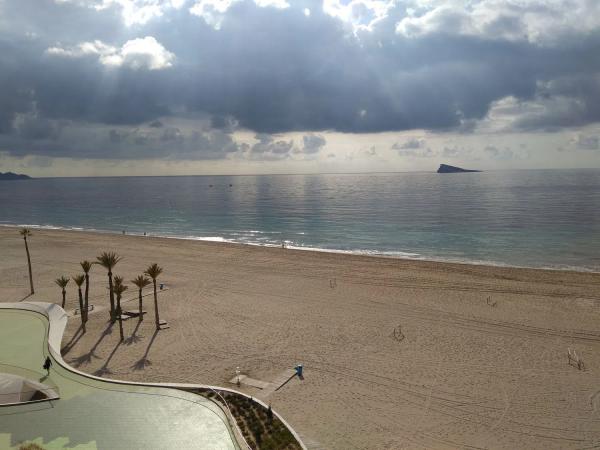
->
[1,170,599,271]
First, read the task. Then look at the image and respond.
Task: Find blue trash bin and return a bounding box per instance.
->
[295,364,303,377]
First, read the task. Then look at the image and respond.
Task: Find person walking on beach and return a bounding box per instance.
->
[43,356,52,375]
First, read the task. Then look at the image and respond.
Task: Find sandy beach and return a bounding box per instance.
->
[2,226,600,449]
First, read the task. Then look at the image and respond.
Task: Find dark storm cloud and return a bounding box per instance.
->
[572,134,600,151]
[247,132,325,160]
[509,74,600,132]
[15,114,64,140]
[148,120,164,128]
[484,145,518,160]
[249,133,295,159]
[109,129,125,143]
[160,127,184,143]
[393,139,433,157]
[393,138,425,150]
[1,0,600,160]
[301,134,326,154]
[210,115,239,133]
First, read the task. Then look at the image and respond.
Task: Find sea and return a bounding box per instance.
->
[1,169,599,272]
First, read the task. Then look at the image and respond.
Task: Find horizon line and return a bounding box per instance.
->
[5,167,600,179]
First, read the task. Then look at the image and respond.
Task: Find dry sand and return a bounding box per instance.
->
[2,226,600,449]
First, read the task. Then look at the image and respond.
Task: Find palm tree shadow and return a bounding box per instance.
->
[132,329,159,371]
[61,325,85,355]
[94,340,121,377]
[19,293,33,302]
[70,322,113,368]
[123,320,143,346]
[94,366,113,376]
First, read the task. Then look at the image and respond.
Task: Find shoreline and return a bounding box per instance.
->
[1,223,597,275]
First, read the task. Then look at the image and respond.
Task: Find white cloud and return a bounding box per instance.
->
[254,0,288,9]
[93,0,186,26]
[46,36,175,70]
[46,39,117,57]
[56,0,188,26]
[395,0,600,44]
[189,0,238,29]
[107,36,175,69]
[396,4,473,38]
[189,0,288,29]
[323,0,395,33]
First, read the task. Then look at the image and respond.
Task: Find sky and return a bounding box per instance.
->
[1,0,600,176]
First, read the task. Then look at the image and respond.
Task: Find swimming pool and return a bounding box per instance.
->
[0,304,239,450]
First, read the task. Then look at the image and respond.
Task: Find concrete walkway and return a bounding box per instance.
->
[0,307,239,450]
[229,368,297,399]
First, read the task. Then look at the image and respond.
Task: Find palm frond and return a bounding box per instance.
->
[144,263,163,280]
[114,283,128,296]
[113,275,124,288]
[80,260,93,274]
[131,274,151,289]
[96,251,122,270]
[55,276,70,288]
[72,274,85,286]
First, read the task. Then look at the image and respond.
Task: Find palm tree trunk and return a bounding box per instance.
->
[138,288,143,322]
[153,279,160,330]
[61,289,66,308]
[84,273,90,323]
[78,287,86,332]
[116,294,124,341]
[24,237,34,294]
[108,271,115,322]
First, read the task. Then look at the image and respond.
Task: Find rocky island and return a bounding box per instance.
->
[0,172,32,180]
[437,164,481,174]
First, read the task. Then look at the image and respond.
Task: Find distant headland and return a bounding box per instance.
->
[437,164,481,174]
[0,172,32,180]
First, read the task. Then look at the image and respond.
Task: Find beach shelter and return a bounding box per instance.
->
[0,373,58,404]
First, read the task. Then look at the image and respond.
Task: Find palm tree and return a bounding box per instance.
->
[96,252,122,322]
[80,260,93,324]
[144,263,163,330]
[72,274,86,332]
[54,276,69,309]
[131,275,151,322]
[113,276,127,341]
[19,228,34,295]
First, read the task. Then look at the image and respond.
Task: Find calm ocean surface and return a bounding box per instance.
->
[1,170,599,271]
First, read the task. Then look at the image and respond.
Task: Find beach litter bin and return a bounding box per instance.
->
[159,283,164,290]
[295,364,303,377]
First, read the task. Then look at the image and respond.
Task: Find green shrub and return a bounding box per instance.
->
[19,444,46,450]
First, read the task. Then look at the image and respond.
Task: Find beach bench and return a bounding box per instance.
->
[73,305,94,316]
